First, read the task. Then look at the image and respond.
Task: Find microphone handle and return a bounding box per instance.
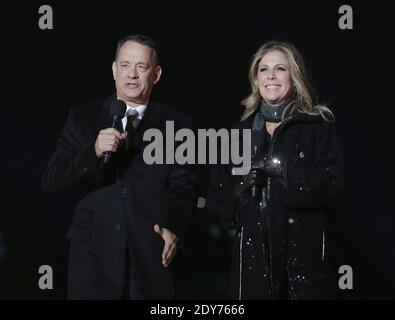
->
[103,116,118,165]
[251,185,257,199]
[250,144,259,199]
[103,151,111,164]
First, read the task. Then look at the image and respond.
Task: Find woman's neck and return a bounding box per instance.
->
[265,121,281,136]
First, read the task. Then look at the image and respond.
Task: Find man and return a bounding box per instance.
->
[42,35,197,299]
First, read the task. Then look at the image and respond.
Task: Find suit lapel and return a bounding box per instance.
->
[100,96,163,136]
[130,101,163,150]
[99,94,119,129]
[98,96,163,160]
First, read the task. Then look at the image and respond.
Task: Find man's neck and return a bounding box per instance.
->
[124,99,149,108]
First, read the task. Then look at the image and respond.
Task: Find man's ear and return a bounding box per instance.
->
[154,65,162,84]
[112,61,117,80]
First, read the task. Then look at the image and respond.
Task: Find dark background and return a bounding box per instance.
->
[1,0,394,299]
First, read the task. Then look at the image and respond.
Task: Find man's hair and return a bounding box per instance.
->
[115,34,160,65]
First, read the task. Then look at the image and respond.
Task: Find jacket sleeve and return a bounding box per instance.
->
[206,163,240,230]
[161,118,198,243]
[285,121,344,210]
[42,108,102,195]
[162,162,198,243]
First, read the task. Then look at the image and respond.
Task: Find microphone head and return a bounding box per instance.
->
[109,99,127,117]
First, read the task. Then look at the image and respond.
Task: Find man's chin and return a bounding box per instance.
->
[121,91,141,100]
[123,96,147,106]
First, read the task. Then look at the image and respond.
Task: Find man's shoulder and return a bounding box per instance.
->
[69,96,108,119]
[151,102,193,127]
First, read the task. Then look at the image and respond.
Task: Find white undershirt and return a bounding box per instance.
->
[121,104,147,131]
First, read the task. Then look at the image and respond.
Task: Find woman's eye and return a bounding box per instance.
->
[276,66,286,71]
[259,67,268,72]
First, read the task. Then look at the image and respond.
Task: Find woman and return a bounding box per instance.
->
[207,41,344,299]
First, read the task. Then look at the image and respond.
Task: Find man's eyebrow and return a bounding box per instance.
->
[118,60,151,67]
[258,63,288,67]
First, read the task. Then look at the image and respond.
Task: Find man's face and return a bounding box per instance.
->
[112,41,161,106]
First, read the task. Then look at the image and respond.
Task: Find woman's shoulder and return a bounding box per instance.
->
[230,115,254,130]
[291,112,340,145]
[293,111,337,127]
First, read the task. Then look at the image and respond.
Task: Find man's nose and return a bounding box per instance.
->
[127,66,138,79]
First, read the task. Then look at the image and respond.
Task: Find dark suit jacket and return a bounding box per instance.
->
[42,95,197,299]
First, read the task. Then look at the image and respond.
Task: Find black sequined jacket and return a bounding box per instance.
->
[207,111,344,300]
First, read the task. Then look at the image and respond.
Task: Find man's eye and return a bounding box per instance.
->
[121,64,129,68]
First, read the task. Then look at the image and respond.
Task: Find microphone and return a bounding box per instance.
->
[249,130,266,200]
[250,144,259,199]
[103,99,127,164]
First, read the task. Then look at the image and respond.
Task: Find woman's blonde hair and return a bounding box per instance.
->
[241,40,333,121]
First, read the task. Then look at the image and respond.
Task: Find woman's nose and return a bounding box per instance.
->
[267,69,276,79]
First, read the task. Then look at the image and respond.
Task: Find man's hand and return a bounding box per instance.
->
[154,224,178,268]
[94,128,124,158]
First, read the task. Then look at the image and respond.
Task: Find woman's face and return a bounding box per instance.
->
[256,50,293,106]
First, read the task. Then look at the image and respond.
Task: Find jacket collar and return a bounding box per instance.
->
[99,94,163,149]
[239,109,324,128]
[130,100,163,149]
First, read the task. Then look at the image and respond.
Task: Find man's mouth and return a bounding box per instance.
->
[126,82,139,89]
